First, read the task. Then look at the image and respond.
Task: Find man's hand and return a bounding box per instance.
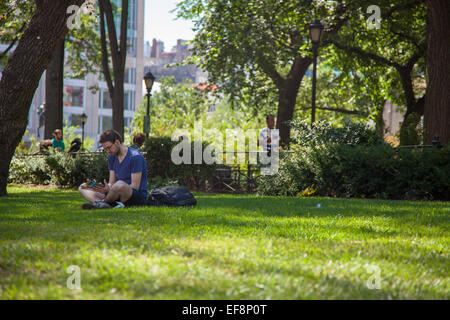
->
[87,183,106,194]
[102,179,111,194]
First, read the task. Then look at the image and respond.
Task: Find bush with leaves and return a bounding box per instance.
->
[289,120,384,147]
[8,155,51,185]
[143,136,217,190]
[257,143,450,200]
[9,151,109,188]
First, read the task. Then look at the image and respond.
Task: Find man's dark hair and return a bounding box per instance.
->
[99,130,122,144]
[133,133,146,147]
[266,114,275,121]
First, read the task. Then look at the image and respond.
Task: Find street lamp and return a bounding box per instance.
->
[143,71,155,136]
[308,19,324,127]
[81,112,87,151]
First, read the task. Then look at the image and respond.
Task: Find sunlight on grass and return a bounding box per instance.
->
[0,186,448,299]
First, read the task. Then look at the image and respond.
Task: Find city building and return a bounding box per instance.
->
[16,0,145,149]
[143,38,207,84]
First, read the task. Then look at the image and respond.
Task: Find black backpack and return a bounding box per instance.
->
[146,186,197,207]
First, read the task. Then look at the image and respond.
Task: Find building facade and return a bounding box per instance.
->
[23,0,145,149]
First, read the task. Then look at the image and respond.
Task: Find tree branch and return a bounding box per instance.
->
[385,0,425,19]
[255,52,284,88]
[0,22,27,60]
[118,0,128,69]
[300,106,361,115]
[326,39,402,69]
[100,0,120,70]
[99,1,114,96]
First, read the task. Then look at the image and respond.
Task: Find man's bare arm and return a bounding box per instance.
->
[130,172,142,191]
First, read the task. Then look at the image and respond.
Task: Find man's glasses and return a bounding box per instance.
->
[103,144,114,152]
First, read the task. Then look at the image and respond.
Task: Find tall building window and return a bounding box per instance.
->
[124,90,135,111]
[125,68,136,84]
[98,115,113,134]
[127,37,137,57]
[127,0,137,31]
[101,90,112,109]
[63,86,84,107]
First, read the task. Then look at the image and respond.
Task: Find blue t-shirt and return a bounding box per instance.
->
[108,147,148,196]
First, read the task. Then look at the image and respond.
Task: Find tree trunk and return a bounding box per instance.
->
[424,0,450,145]
[276,57,311,147]
[397,65,426,145]
[99,0,128,139]
[45,39,65,139]
[0,0,84,196]
[112,75,125,138]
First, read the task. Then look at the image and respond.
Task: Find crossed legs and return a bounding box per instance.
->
[79,180,133,204]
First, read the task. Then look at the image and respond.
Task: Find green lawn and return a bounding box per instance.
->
[0,185,448,299]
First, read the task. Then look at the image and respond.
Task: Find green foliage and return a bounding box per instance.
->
[398,112,423,146]
[62,119,95,151]
[14,130,40,155]
[130,77,267,139]
[0,0,34,65]
[258,143,450,200]
[8,155,51,185]
[131,77,209,137]
[65,6,102,80]
[8,151,109,187]
[289,120,384,147]
[294,67,373,124]
[143,136,217,190]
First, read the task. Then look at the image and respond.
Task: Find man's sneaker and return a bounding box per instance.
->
[113,201,126,209]
[82,201,112,210]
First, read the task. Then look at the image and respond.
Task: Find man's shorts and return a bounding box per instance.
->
[124,188,147,207]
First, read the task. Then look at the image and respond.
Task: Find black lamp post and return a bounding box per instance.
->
[308,20,324,127]
[81,112,87,151]
[143,71,155,136]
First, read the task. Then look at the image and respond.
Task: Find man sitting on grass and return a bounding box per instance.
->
[79,130,148,210]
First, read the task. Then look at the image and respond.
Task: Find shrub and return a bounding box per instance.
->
[143,136,217,190]
[9,151,109,188]
[8,155,51,185]
[289,120,384,147]
[257,143,450,200]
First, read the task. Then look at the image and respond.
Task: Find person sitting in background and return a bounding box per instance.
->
[51,129,65,152]
[68,138,82,158]
[130,133,146,150]
[68,138,82,153]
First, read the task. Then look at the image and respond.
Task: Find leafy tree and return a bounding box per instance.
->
[325,0,427,145]
[131,77,210,137]
[0,0,34,65]
[175,0,352,147]
[130,77,267,140]
[0,0,85,196]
